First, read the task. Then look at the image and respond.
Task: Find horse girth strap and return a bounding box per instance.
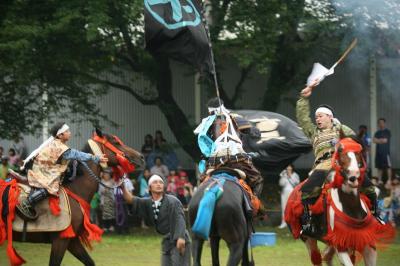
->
[92,135,124,156]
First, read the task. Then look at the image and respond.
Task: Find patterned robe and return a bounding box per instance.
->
[28,139,69,195]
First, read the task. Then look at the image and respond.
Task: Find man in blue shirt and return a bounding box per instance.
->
[373,118,392,184]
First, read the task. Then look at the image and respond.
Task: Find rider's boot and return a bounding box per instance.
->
[300,204,315,236]
[16,188,49,221]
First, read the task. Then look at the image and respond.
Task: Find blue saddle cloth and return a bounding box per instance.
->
[192,173,237,240]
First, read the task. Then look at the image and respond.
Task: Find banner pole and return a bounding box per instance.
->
[201,1,222,108]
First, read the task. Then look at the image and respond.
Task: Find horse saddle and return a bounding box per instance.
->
[12,184,71,233]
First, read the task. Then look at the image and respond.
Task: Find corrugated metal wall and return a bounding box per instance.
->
[1,56,399,170]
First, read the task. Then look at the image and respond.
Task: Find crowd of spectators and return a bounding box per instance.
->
[0,138,27,180]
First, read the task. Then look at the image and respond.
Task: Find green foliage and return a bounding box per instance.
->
[1,0,398,160]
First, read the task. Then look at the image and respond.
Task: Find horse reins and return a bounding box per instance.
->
[79,161,124,189]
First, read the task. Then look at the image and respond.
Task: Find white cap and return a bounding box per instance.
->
[148,175,164,186]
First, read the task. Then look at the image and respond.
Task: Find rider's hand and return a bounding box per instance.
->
[301,79,319,98]
[176,238,186,255]
[99,154,108,163]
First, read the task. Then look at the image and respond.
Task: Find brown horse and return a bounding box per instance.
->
[4,129,144,266]
[285,138,393,266]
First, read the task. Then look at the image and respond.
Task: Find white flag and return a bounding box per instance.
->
[306,63,335,86]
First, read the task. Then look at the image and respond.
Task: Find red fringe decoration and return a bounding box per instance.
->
[311,250,322,265]
[64,188,103,249]
[59,224,76,238]
[48,196,61,216]
[324,193,396,253]
[0,179,26,266]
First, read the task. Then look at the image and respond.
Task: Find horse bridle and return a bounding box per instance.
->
[332,138,366,187]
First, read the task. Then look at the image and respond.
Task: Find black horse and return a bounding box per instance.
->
[188,173,252,266]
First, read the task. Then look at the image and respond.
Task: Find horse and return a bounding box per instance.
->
[188,171,253,266]
[285,137,394,266]
[0,128,144,266]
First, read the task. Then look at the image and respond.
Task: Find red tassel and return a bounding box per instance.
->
[64,188,103,249]
[311,250,322,265]
[6,180,26,265]
[0,180,7,244]
[59,224,76,238]
[49,196,61,216]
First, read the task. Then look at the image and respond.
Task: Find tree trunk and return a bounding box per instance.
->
[155,57,200,160]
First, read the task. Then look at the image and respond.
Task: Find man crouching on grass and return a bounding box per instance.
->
[121,174,191,266]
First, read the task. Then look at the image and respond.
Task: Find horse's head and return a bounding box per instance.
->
[331,137,366,190]
[92,128,145,171]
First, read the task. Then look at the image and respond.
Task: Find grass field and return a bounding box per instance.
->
[1,226,399,265]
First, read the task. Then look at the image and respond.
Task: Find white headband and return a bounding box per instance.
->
[315,107,333,117]
[56,124,70,136]
[148,175,164,186]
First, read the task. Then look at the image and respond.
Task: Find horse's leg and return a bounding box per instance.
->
[210,236,221,266]
[335,249,353,266]
[67,237,95,266]
[49,237,71,266]
[362,246,377,266]
[226,241,244,266]
[304,238,322,266]
[241,238,250,266]
[192,235,204,266]
[322,246,335,266]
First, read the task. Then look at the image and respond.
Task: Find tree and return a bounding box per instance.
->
[3,0,396,161]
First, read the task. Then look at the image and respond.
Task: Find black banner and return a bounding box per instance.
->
[144,0,212,74]
[233,110,312,175]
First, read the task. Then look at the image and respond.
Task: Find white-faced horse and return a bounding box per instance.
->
[285,137,394,266]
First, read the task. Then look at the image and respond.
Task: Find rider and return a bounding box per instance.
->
[16,122,108,220]
[297,82,379,235]
[194,97,265,215]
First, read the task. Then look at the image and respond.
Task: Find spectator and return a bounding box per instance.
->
[154,130,167,150]
[99,168,116,233]
[0,146,4,158]
[357,125,371,167]
[278,164,300,229]
[115,176,135,234]
[138,169,151,197]
[90,192,100,225]
[373,118,392,184]
[8,148,20,169]
[183,185,193,208]
[176,174,192,205]
[382,175,400,226]
[141,134,154,159]
[177,166,188,181]
[0,156,10,180]
[167,169,179,183]
[371,176,381,198]
[167,177,178,196]
[12,136,27,160]
[151,157,169,179]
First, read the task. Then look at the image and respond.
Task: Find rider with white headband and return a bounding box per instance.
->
[16,122,108,220]
[296,82,378,235]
